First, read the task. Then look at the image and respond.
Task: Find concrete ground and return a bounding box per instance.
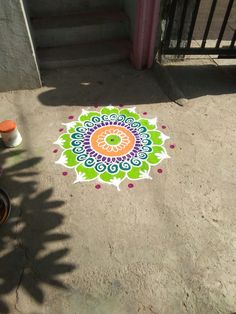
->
[0,59,236,314]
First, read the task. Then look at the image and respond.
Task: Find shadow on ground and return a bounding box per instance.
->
[0,149,75,313]
[163,64,236,100]
[37,61,236,107]
[38,62,169,107]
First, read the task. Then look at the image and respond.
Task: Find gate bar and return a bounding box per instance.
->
[164,0,178,48]
[230,30,236,48]
[201,0,217,48]
[187,0,201,48]
[176,0,188,48]
[216,0,234,48]
[163,47,235,54]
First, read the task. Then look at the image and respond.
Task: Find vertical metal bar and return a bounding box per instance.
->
[176,0,188,48]
[187,0,201,48]
[230,30,236,48]
[177,0,188,48]
[201,0,217,48]
[164,0,178,48]
[215,0,234,48]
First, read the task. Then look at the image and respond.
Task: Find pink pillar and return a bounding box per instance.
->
[131,0,161,70]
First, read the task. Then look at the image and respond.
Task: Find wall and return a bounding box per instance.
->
[0,0,41,92]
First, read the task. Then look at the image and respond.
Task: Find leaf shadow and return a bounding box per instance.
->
[0,149,75,313]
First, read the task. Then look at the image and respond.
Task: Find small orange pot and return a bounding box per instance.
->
[0,120,22,147]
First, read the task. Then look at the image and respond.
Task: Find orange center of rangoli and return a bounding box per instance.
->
[90,125,135,157]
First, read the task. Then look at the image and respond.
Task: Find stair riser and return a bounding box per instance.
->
[27,0,123,17]
[34,22,129,48]
[39,51,129,69]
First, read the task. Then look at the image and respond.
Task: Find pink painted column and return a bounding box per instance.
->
[131,0,161,70]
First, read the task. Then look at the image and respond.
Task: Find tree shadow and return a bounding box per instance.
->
[0,149,75,313]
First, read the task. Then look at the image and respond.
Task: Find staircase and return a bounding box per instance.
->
[28,0,131,69]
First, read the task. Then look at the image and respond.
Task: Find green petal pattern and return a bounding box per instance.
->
[54,106,170,189]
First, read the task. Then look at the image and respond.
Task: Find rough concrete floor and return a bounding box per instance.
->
[0,60,236,314]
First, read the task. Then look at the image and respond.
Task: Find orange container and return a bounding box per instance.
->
[0,120,22,147]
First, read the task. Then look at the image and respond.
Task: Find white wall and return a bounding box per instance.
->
[0,0,41,92]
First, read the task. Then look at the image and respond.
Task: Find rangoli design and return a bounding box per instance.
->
[54,106,170,190]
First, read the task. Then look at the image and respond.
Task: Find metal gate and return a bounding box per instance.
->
[161,0,236,57]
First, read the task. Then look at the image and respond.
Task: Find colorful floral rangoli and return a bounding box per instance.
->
[54,106,170,190]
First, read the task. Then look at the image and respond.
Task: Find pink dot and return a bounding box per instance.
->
[59,128,64,132]
[53,149,58,153]
[157,168,163,174]
[95,184,101,189]
[68,115,74,120]
[62,172,68,176]
[170,144,176,149]
[162,125,167,129]
[143,112,147,115]
[128,183,134,189]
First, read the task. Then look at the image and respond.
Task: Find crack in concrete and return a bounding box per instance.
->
[148,305,158,314]
[138,303,158,314]
[108,242,114,257]
[182,290,190,312]
[14,218,27,314]
[14,242,29,314]
[182,300,188,312]
[108,242,121,264]
[15,266,25,314]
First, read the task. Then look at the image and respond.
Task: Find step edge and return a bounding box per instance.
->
[31,10,128,29]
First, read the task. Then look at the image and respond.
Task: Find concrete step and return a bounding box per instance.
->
[27,0,123,17]
[32,10,129,48]
[37,39,131,69]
